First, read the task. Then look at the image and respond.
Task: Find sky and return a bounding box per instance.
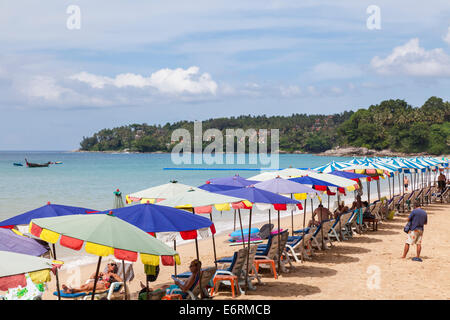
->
[1,0,450,150]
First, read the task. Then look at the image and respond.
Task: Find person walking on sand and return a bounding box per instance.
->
[404,176,409,192]
[402,200,427,262]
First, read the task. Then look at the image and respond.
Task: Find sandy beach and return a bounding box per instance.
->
[42,201,450,300]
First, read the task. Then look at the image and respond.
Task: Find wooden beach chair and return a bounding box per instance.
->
[311,219,335,250]
[255,230,291,273]
[213,247,247,296]
[335,211,354,240]
[285,227,316,262]
[169,267,217,300]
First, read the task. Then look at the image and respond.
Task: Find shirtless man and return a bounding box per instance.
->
[308,204,332,227]
[334,201,349,219]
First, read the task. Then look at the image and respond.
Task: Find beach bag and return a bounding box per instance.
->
[403,221,412,234]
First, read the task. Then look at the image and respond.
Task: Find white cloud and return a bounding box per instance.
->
[371,38,450,77]
[444,27,450,45]
[280,85,301,97]
[309,62,363,80]
[70,66,218,95]
[25,76,68,101]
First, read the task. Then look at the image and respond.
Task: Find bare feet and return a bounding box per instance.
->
[62,284,73,293]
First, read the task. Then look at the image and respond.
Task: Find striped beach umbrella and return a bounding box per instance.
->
[29,213,179,300]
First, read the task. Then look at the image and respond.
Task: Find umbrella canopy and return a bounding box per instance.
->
[0,203,99,229]
[0,251,63,291]
[206,175,258,188]
[329,170,369,182]
[198,183,241,192]
[289,176,339,192]
[254,177,320,198]
[248,171,280,181]
[97,203,215,239]
[214,185,301,209]
[126,181,201,204]
[275,168,310,178]
[0,229,49,257]
[29,213,179,266]
[313,161,350,173]
[341,164,385,176]
[291,171,359,192]
[157,188,245,213]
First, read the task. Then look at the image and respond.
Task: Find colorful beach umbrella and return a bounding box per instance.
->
[159,188,246,270]
[254,177,319,238]
[0,251,63,292]
[0,203,98,229]
[126,181,201,204]
[0,228,50,257]
[214,185,301,286]
[198,183,240,192]
[29,213,179,300]
[206,174,258,188]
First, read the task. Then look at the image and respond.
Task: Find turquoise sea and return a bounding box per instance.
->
[0,151,395,263]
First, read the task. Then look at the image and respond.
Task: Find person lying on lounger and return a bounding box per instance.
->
[308,204,332,227]
[61,261,123,294]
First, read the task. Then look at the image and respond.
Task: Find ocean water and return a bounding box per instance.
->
[0,151,399,264]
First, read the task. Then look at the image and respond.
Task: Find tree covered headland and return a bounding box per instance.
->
[79,97,450,155]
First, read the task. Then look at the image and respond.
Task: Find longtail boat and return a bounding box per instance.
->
[25,158,50,168]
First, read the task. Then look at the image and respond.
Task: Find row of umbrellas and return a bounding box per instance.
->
[0,156,447,298]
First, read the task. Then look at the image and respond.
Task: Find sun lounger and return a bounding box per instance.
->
[213,248,246,296]
[311,219,335,250]
[169,267,217,299]
[259,224,274,240]
[342,210,358,239]
[285,227,316,262]
[53,282,122,300]
[333,211,353,241]
[328,215,342,242]
[255,230,291,273]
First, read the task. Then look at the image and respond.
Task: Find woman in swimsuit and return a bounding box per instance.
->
[170,259,202,299]
[62,261,123,294]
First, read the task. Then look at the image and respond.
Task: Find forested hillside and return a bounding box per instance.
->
[79,97,450,155]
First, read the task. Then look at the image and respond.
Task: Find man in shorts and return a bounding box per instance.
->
[402,200,427,262]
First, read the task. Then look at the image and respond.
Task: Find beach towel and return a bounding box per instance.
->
[3,273,45,300]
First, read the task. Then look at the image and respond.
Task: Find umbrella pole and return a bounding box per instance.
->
[122,260,128,300]
[377,179,381,201]
[91,256,102,300]
[173,240,177,276]
[367,180,371,204]
[190,208,200,260]
[245,208,253,293]
[233,209,236,231]
[52,244,61,301]
[388,176,392,199]
[277,210,281,273]
[290,194,294,237]
[209,213,218,268]
[301,199,307,263]
[268,209,271,225]
[238,209,246,248]
[194,238,200,260]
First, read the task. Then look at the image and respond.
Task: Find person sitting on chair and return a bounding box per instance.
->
[62,261,123,294]
[333,201,349,219]
[169,259,202,299]
[308,204,332,227]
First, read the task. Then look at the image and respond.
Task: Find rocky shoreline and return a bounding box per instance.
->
[315,146,442,158]
[72,147,445,157]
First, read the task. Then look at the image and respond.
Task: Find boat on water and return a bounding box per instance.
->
[25,158,50,168]
[13,163,23,166]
